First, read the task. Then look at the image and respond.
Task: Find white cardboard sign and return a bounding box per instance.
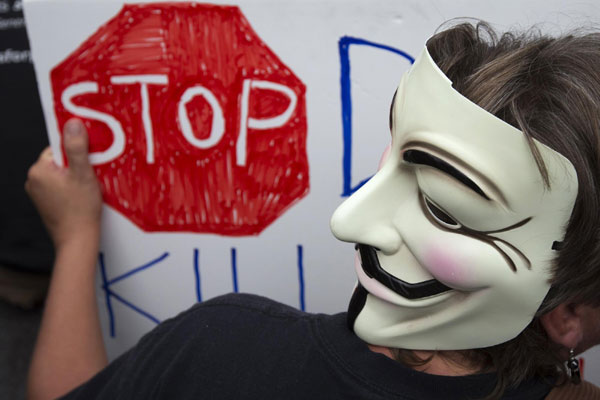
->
[24,0,600,384]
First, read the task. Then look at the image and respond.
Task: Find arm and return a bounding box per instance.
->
[25,119,107,400]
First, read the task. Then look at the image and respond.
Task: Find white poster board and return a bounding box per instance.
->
[24,0,600,384]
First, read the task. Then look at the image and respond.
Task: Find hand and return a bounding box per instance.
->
[25,119,102,249]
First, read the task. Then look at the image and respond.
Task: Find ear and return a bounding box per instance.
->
[540,303,584,350]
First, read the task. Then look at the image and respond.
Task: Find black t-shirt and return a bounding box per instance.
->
[0,0,53,272]
[61,293,552,400]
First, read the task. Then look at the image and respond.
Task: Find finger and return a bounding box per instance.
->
[63,119,92,178]
[39,147,54,163]
[25,162,41,196]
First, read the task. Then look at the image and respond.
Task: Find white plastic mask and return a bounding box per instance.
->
[330,47,578,350]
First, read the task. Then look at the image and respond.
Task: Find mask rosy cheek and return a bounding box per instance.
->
[423,244,476,289]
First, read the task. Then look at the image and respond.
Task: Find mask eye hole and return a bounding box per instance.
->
[424,196,461,230]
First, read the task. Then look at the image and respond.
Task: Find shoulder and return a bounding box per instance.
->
[141,293,311,344]
[174,292,307,322]
[61,294,320,399]
[200,292,305,314]
[546,381,600,400]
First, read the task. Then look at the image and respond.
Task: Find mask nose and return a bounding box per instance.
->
[330,166,404,255]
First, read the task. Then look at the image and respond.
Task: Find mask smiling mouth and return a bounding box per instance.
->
[357,244,452,300]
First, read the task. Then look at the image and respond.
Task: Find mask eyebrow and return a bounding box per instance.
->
[403,149,490,200]
[389,88,398,132]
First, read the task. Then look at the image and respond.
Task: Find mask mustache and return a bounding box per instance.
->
[357,244,452,300]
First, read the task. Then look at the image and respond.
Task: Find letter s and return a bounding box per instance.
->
[61,82,125,165]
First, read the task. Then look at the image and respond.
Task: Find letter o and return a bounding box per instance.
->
[177,86,225,149]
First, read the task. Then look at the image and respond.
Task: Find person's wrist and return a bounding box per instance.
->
[54,222,101,254]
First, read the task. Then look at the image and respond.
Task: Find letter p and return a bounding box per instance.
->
[237,79,298,166]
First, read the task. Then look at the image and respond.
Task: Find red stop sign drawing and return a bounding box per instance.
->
[51,3,309,235]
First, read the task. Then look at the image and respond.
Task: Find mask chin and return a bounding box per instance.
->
[347,284,369,330]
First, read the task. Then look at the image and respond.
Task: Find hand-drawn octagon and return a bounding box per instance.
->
[51,3,309,235]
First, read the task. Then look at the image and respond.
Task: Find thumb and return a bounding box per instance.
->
[63,119,92,177]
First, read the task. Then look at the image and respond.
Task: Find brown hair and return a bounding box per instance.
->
[396,21,600,399]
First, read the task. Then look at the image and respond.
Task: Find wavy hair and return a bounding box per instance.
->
[394,21,600,399]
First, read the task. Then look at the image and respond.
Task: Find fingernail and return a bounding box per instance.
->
[65,120,82,137]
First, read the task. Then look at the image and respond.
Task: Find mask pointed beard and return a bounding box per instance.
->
[347,284,368,330]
